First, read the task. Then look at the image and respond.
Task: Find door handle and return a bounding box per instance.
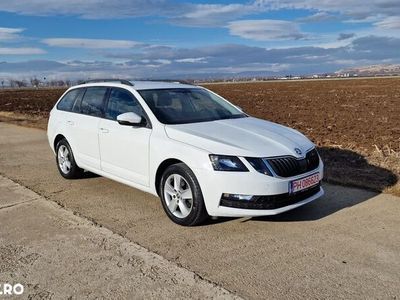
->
[67,120,74,126]
[99,128,109,133]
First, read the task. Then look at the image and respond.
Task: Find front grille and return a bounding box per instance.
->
[220,184,321,210]
[267,148,320,177]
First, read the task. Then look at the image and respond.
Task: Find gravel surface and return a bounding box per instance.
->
[0,175,240,299]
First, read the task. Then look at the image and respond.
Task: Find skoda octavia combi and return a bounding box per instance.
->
[47,79,324,226]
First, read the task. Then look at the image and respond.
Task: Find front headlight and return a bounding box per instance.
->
[209,155,249,172]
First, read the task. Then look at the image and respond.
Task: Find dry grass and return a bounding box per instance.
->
[0,111,48,130]
[370,145,400,195]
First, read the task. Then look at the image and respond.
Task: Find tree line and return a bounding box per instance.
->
[1,78,73,88]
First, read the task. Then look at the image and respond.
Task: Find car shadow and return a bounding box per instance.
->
[218,147,398,224]
[248,186,375,222]
[318,146,398,192]
[81,171,101,179]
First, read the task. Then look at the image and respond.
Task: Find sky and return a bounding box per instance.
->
[0,0,400,80]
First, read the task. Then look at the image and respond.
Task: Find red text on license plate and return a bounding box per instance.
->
[290,173,320,193]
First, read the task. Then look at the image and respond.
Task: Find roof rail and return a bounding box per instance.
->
[83,79,134,86]
[141,79,194,85]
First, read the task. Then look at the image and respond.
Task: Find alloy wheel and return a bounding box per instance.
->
[163,174,193,218]
[58,145,72,174]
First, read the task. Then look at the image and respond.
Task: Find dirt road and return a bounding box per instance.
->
[0,122,399,299]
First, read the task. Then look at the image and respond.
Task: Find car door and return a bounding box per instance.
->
[66,86,107,170]
[98,87,152,186]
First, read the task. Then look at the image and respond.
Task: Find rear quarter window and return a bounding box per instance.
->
[56,89,81,112]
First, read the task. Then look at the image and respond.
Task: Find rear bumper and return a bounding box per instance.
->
[194,159,324,217]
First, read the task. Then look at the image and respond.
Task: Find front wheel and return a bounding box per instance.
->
[160,163,208,226]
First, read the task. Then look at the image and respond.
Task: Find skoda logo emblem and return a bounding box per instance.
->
[295,148,302,155]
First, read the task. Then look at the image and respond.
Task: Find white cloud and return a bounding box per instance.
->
[227,19,306,41]
[181,4,249,20]
[0,47,45,55]
[175,57,207,63]
[42,38,142,49]
[337,33,356,41]
[208,63,290,73]
[0,1,182,19]
[2,35,400,80]
[0,0,399,29]
[170,3,257,26]
[298,12,337,23]
[0,1,258,26]
[0,0,399,31]
[153,59,171,65]
[256,0,400,21]
[375,16,400,29]
[0,27,24,41]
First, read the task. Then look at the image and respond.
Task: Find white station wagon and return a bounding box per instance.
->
[47,79,324,226]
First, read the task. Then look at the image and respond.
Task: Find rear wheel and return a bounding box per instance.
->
[56,138,83,179]
[160,163,208,226]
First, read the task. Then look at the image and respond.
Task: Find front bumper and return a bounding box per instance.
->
[194,159,324,217]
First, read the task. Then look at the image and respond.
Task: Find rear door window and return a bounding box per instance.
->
[57,89,81,112]
[80,87,107,117]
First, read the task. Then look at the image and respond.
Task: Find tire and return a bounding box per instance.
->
[55,138,84,179]
[160,163,208,226]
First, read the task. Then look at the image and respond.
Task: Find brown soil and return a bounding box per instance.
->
[0,88,64,118]
[0,78,399,194]
[204,78,400,153]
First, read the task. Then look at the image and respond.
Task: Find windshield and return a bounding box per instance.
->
[138,88,246,125]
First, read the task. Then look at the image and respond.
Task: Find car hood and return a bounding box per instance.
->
[164,117,315,158]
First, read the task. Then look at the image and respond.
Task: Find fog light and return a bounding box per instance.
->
[222,193,253,201]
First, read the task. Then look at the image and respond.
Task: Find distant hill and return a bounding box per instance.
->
[336,64,400,76]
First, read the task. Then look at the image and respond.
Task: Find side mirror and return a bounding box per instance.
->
[117,112,144,126]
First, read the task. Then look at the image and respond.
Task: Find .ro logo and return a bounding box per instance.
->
[0,283,24,296]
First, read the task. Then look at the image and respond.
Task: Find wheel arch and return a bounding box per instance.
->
[53,134,66,152]
[155,158,184,196]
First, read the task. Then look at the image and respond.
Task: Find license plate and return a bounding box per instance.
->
[289,173,320,194]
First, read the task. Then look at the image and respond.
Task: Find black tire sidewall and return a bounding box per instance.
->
[160,163,208,226]
[56,139,82,179]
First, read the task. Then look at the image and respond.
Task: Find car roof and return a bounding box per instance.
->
[72,80,198,91]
